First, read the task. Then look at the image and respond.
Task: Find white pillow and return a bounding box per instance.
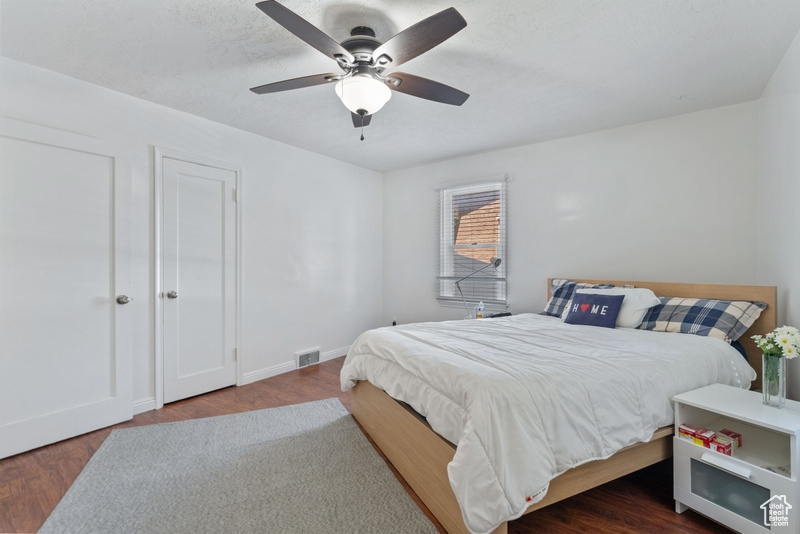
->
[561,287,661,328]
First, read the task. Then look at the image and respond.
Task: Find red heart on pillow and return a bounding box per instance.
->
[580,303,590,312]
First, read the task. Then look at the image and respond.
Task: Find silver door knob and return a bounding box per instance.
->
[116,295,130,305]
[166,290,178,299]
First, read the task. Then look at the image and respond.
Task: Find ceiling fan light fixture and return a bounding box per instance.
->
[334,76,392,115]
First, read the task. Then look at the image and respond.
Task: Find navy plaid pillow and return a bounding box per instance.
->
[637,297,767,343]
[541,279,615,317]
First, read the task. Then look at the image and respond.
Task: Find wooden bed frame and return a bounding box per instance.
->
[350,280,777,534]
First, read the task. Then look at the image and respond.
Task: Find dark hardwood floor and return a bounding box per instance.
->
[0,357,725,533]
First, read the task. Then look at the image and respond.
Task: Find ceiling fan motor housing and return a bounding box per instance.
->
[349,26,376,38]
[341,29,385,67]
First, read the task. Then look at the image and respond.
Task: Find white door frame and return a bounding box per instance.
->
[153,147,242,409]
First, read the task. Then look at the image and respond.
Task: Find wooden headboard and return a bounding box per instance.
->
[547,278,777,388]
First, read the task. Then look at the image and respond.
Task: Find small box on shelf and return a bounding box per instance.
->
[719,428,742,449]
[710,434,734,456]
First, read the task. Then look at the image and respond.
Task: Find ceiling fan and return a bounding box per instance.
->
[250,1,469,132]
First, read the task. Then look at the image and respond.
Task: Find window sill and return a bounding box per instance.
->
[437,298,508,313]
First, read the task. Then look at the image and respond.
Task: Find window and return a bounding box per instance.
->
[438,181,506,307]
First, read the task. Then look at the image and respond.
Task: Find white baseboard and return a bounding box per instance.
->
[240,345,350,386]
[132,397,156,415]
[321,345,349,362]
[241,361,296,385]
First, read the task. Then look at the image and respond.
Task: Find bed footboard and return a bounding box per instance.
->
[352,380,673,534]
[351,380,484,534]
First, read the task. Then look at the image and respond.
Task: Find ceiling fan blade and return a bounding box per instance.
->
[256,1,354,64]
[250,73,340,94]
[386,72,469,106]
[351,112,372,128]
[372,8,466,69]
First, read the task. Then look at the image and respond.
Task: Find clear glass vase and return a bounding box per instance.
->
[762,353,786,408]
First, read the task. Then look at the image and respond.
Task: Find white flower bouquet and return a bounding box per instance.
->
[752,325,800,359]
[752,326,798,407]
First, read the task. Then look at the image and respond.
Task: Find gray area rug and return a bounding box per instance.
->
[40,399,436,533]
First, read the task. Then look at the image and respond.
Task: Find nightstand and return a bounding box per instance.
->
[673,383,800,533]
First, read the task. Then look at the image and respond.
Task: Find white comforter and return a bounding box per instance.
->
[340,313,755,534]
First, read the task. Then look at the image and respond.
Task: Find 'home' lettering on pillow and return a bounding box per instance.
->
[569,302,611,315]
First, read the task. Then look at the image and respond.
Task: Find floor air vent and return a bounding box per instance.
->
[295,348,320,368]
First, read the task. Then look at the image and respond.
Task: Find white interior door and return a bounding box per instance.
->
[0,118,132,459]
[161,156,237,404]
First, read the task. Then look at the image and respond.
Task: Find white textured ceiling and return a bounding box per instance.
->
[2,1,800,173]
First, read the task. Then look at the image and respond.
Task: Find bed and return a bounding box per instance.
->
[341,279,777,534]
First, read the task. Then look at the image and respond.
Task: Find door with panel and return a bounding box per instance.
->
[161,156,237,404]
[0,118,132,459]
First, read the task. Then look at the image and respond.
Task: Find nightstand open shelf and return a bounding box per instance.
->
[673,383,800,533]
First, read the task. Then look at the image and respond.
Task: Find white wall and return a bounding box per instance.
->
[758,31,800,399]
[0,58,384,410]
[383,102,760,325]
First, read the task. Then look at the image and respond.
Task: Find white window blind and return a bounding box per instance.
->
[438,181,506,306]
